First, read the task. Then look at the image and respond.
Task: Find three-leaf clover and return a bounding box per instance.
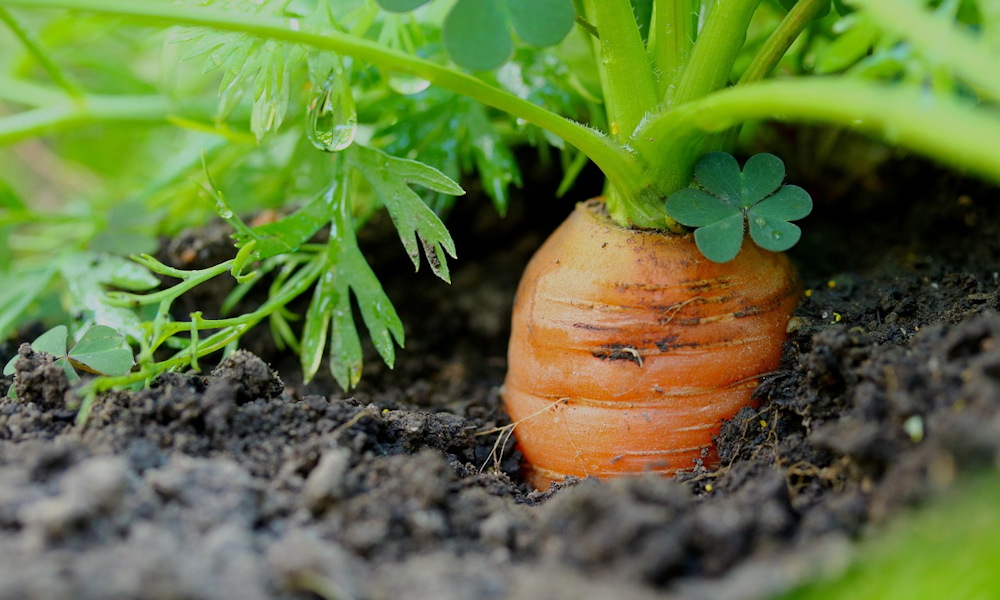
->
[665,152,813,263]
[376,0,575,71]
[4,325,134,398]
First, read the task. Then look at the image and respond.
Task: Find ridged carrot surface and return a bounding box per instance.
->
[503,200,800,489]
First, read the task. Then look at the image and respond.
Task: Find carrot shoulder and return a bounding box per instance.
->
[502,199,800,489]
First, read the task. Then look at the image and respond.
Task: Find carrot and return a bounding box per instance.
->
[502,199,800,490]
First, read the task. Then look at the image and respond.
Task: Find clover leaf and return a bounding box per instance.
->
[665,152,812,263]
[4,325,134,399]
[376,0,575,71]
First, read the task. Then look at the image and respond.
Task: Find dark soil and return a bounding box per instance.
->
[3,153,1000,599]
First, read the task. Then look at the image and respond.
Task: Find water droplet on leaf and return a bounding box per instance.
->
[215,201,233,219]
[306,68,358,152]
[754,216,767,227]
[388,73,430,95]
[772,230,783,241]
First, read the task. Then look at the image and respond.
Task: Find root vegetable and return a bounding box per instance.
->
[502,199,800,489]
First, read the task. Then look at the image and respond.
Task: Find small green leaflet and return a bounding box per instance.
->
[377,91,520,217]
[665,152,812,263]
[4,325,134,399]
[376,0,575,70]
[67,325,135,376]
[211,144,463,278]
[348,144,462,283]
[300,183,405,390]
[226,192,334,260]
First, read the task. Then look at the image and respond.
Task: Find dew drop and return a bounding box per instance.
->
[306,67,358,152]
[754,216,766,227]
[388,73,430,95]
[772,230,783,241]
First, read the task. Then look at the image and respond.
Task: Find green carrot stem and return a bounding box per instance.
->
[848,0,1000,101]
[712,0,829,152]
[738,0,828,85]
[649,0,695,101]
[638,78,1000,194]
[581,0,658,140]
[0,0,654,209]
[0,6,82,97]
[670,0,761,106]
[579,0,664,227]
[0,93,217,145]
[0,75,68,105]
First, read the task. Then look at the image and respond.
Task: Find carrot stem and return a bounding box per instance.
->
[648,0,695,101]
[637,78,1000,194]
[0,0,656,209]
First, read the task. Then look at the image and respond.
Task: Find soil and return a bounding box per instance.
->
[3,149,1000,599]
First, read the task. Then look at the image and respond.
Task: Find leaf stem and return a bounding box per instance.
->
[712,0,828,151]
[638,78,1000,193]
[580,0,663,227]
[671,0,761,106]
[0,6,82,97]
[649,0,695,101]
[0,0,654,208]
[581,0,658,139]
[637,0,761,202]
[0,91,219,145]
[0,76,69,105]
[847,0,1000,101]
[738,0,827,85]
[83,253,326,407]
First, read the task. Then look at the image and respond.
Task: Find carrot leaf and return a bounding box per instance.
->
[299,182,406,390]
[348,144,462,283]
[665,152,813,263]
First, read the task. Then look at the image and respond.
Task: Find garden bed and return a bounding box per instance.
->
[2,156,1000,599]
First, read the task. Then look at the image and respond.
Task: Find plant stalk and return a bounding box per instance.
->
[671,0,762,106]
[848,0,1000,101]
[712,0,829,152]
[0,0,655,208]
[637,0,761,203]
[0,6,82,97]
[649,0,695,101]
[581,0,658,140]
[0,93,217,145]
[638,78,1000,193]
[738,0,828,85]
[580,0,663,227]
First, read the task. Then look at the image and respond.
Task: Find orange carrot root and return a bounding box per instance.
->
[502,199,800,490]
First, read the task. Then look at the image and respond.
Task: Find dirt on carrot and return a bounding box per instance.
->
[2,156,1000,599]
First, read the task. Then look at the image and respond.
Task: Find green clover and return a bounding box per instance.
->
[665,152,813,263]
[376,0,575,71]
[4,325,134,398]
